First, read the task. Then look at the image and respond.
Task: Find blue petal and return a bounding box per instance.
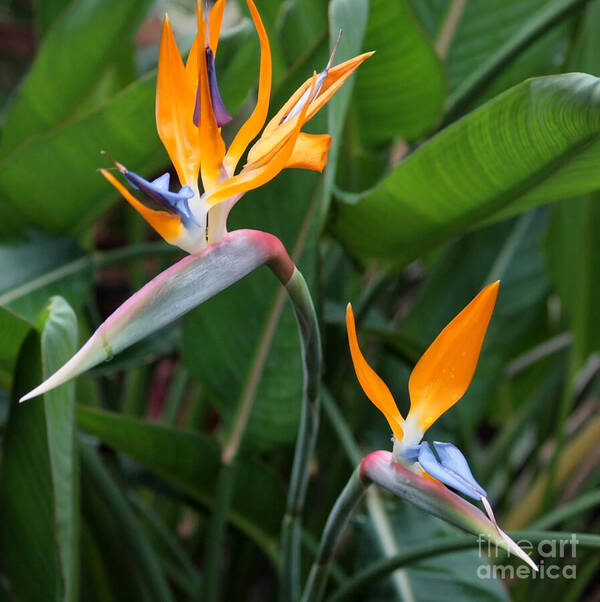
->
[433,441,487,495]
[416,441,487,501]
[194,47,232,128]
[399,445,421,461]
[123,170,197,226]
[151,172,171,192]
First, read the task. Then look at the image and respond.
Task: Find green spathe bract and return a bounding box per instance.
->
[361,450,537,570]
[20,230,291,402]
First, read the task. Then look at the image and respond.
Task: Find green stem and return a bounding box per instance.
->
[300,468,369,602]
[322,390,416,602]
[201,270,296,602]
[197,260,320,602]
[280,268,323,602]
[328,531,600,602]
[443,0,589,125]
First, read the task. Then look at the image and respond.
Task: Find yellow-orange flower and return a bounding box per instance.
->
[347,281,499,450]
[101,0,372,253]
[346,282,499,505]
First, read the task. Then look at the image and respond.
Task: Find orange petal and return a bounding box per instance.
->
[246,52,373,167]
[185,35,198,83]
[205,74,316,206]
[196,1,226,192]
[101,170,183,243]
[196,0,225,191]
[285,133,331,172]
[156,16,200,187]
[209,0,226,54]
[223,0,272,174]
[185,0,225,78]
[346,304,404,440]
[408,282,500,434]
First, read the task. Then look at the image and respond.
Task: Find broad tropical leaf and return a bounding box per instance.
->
[331,73,600,263]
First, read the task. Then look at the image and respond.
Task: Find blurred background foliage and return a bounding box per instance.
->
[0,0,599,600]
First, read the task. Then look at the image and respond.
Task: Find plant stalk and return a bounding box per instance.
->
[322,390,416,602]
[280,267,323,602]
[200,235,297,602]
[301,468,369,602]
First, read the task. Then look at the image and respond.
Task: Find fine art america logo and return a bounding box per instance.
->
[477,534,578,580]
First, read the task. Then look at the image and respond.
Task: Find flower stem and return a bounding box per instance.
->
[280,267,323,602]
[322,390,416,602]
[300,468,369,602]
[200,234,295,602]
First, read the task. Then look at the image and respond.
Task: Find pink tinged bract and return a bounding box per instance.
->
[20,230,293,402]
[360,450,538,572]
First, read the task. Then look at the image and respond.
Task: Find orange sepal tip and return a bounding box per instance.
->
[407,281,500,434]
[346,303,404,439]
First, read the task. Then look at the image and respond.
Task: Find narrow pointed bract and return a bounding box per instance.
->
[101,0,371,254]
[361,450,538,572]
[20,230,293,403]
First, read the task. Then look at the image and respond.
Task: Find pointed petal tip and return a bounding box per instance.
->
[100,150,126,173]
[345,300,404,440]
[480,496,538,572]
[19,390,36,403]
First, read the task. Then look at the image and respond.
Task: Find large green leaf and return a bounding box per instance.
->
[0,24,259,236]
[331,73,600,263]
[0,0,153,155]
[182,169,319,452]
[444,0,553,89]
[76,406,286,557]
[0,296,78,602]
[409,0,558,92]
[354,0,446,143]
[277,0,327,66]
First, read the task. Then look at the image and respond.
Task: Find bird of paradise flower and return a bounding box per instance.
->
[347,282,538,571]
[101,0,372,254]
